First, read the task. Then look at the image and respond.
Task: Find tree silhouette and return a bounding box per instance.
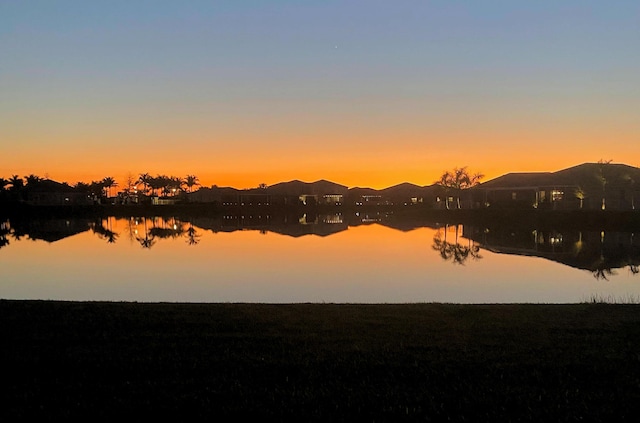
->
[123,173,136,193]
[24,174,42,186]
[138,173,152,195]
[102,177,118,198]
[185,222,201,245]
[436,167,483,209]
[9,175,24,192]
[185,175,199,193]
[0,177,9,191]
[0,220,10,249]
[7,175,24,202]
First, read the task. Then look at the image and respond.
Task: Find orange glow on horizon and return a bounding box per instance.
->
[3,127,638,190]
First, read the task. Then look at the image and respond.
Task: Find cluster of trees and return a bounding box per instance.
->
[435,167,484,209]
[136,174,200,197]
[0,173,200,202]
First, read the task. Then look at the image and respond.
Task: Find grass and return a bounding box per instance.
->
[583,293,640,304]
[2,300,640,421]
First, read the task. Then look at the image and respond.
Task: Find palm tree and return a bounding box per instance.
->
[8,175,24,201]
[185,175,199,193]
[0,177,9,191]
[88,180,106,202]
[436,167,484,209]
[24,174,42,186]
[170,176,183,196]
[9,175,24,192]
[138,173,152,195]
[102,176,118,198]
[149,175,167,197]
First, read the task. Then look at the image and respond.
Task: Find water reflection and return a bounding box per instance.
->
[1,214,639,281]
[431,224,482,265]
[464,226,640,281]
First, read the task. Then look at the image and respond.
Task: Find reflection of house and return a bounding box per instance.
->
[465,225,640,274]
[12,218,91,243]
[322,194,343,205]
[478,163,640,210]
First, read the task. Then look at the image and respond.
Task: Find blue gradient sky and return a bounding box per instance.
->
[1,1,639,188]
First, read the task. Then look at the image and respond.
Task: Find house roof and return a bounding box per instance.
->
[25,179,76,193]
[479,163,640,191]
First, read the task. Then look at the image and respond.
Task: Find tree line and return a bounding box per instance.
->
[0,173,200,202]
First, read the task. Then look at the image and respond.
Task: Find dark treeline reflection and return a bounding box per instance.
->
[1,213,639,280]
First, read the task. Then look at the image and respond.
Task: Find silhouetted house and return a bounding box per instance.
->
[187,186,239,204]
[239,193,271,206]
[24,179,92,206]
[477,163,640,210]
[377,183,436,206]
[267,179,348,206]
[12,218,91,242]
[347,187,389,206]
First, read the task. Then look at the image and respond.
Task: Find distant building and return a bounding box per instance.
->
[24,179,92,206]
[477,163,640,210]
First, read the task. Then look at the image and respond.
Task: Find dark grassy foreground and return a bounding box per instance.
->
[2,301,640,421]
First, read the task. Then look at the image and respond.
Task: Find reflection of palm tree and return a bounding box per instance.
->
[135,217,156,249]
[90,217,119,244]
[593,267,616,281]
[185,223,201,245]
[432,225,482,265]
[0,220,10,249]
[149,217,185,239]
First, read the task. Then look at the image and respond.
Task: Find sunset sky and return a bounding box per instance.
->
[1,1,639,189]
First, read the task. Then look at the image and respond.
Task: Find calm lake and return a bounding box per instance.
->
[1,213,639,303]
